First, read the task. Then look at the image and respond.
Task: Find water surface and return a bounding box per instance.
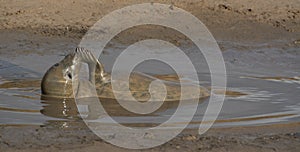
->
[0,35,299,129]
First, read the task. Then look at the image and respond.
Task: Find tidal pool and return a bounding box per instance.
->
[0,32,299,129]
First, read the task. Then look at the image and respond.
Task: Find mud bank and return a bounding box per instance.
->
[0,122,300,152]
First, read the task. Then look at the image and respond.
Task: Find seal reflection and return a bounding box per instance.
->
[40,96,187,128]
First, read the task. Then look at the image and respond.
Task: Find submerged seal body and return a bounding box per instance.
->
[41,47,209,101]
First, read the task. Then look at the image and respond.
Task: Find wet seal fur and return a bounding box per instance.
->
[41,47,210,101]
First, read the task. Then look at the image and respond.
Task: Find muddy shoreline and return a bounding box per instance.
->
[0,0,300,151]
[0,122,299,152]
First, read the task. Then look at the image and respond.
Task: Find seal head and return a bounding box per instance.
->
[41,47,106,99]
[41,52,76,98]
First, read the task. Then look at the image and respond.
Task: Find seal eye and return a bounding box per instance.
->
[67,72,72,79]
[54,63,59,67]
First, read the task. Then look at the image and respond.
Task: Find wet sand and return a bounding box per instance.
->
[0,122,300,152]
[0,0,300,151]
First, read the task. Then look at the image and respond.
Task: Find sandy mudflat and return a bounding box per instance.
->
[0,122,300,152]
[0,0,300,151]
[0,0,299,40]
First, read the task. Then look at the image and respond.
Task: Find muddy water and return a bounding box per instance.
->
[0,31,299,129]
